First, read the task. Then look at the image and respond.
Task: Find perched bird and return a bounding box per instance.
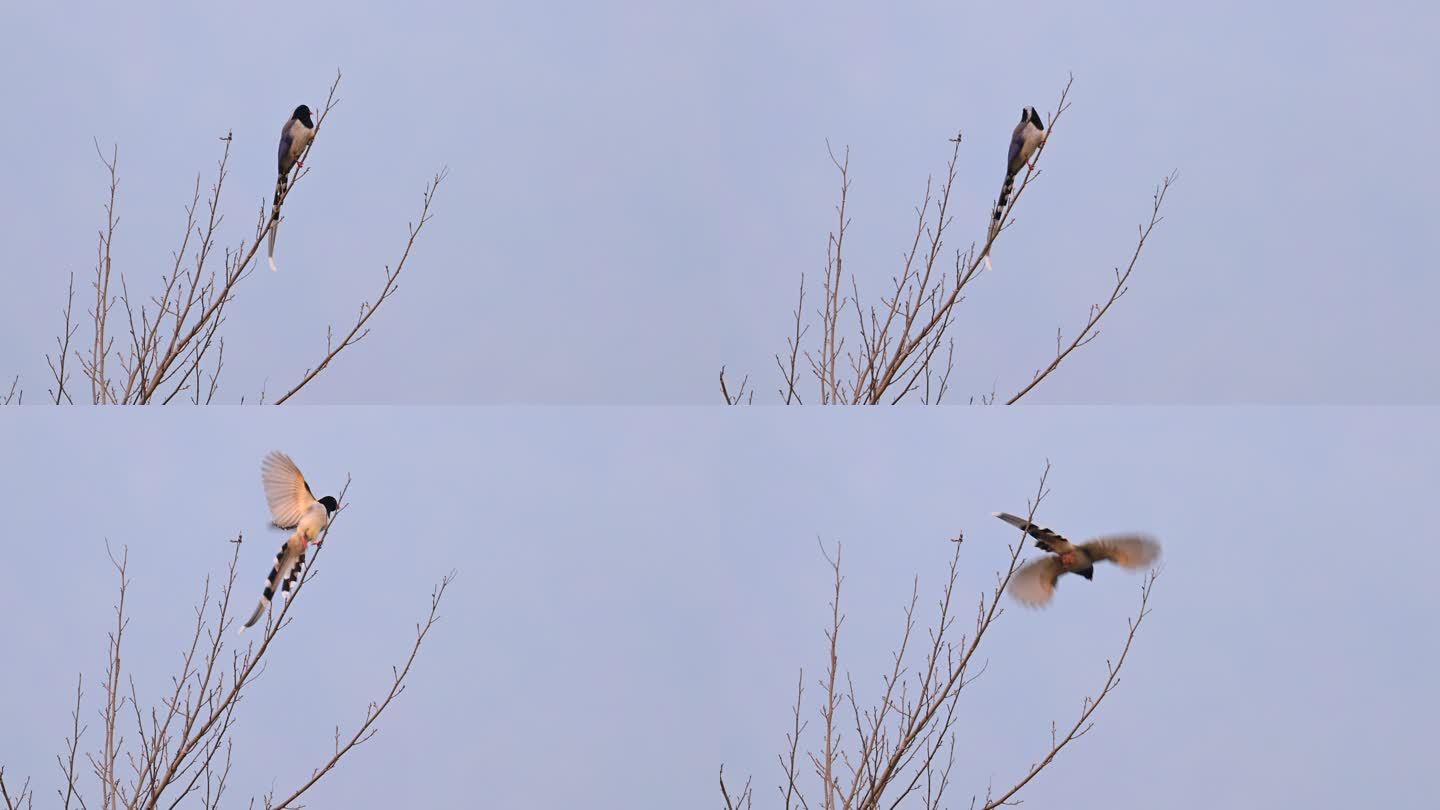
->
[993,511,1158,607]
[241,451,338,631]
[267,105,316,272]
[983,107,1046,270]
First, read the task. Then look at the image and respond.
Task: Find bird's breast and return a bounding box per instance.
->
[298,503,329,539]
[288,123,314,162]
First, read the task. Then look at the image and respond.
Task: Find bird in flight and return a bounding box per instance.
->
[241,451,338,631]
[993,511,1159,607]
[983,106,1047,270]
[267,104,316,272]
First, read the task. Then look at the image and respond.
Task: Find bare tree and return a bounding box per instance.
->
[719,463,1159,808]
[0,482,455,810]
[720,77,1177,405]
[9,71,447,405]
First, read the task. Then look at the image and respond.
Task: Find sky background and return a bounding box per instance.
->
[2,1,1437,403]
[1,407,1435,807]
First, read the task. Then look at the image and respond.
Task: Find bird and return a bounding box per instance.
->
[993,511,1159,607]
[267,105,316,272]
[982,107,1046,271]
[240,451,338,631]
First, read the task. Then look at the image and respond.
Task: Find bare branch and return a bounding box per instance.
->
[721,462,1156,808]
[776,274,808,404]
[271,169,448,405]
[1,375,20,406]
[39,70,430,404]
[981,570,1158,808]
[0,768,35,810]
[46,272,79,404]
[91,543,130,810]
[816,541,844,809]
[83,142,120,405]
[720,365,753,406]
[779,670,810,810]
[818,142,851,405]
[720,765,755,810]
[724,75,1170,405]
[268,572,456,809]
[1005,171,1177,403]
[57,676,88,810]
[137,480,350,810]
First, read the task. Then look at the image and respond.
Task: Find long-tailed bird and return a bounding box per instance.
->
[241,451,338,631]
[983,107,1046,270]
[993,511,1158,607]
[267,105,316,272]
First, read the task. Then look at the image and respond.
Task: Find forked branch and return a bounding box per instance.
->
[265,572,456,809]
[981,570,1158,808]
[1006,171,1178,403]
[272,169,449,405]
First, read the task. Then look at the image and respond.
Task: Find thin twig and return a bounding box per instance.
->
[271,169,448,405]
[267,572,456,809]
[981,570,1159,808]
[1005,171,1177,403]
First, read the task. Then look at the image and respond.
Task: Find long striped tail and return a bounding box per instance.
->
[988,172,1018,243]
[267,174,286,272]
[982,172,1018,271]
[240,538,307,632]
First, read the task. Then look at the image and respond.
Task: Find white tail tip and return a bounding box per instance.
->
[983,254,994,272]
[268,256,278,272]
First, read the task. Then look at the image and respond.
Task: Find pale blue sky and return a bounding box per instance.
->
[2,1,1436,402]
[1,408,1434,807]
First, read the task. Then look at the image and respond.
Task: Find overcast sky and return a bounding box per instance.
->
[2,1,1435,403]
[3,4,1433,806]
[1,408,1434,807]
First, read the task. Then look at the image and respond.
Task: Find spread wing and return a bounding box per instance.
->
[261,451,316,529]
[1081,534,1161,569]
[993,512,1071,553]
[1009,556,1065,607]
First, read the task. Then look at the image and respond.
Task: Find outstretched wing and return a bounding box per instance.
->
[1009,556,1065,607]
[1082,534,1161,569]
[261,451,316,529]
[993,512,1071,553]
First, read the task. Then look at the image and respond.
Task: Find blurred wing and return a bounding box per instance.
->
[1009,556,1064,607]
[261,451,316,529]
[993,512,1071,552]
[1083,535,1161,569]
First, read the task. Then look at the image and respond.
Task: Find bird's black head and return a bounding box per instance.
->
[318,495,339,515]
[1024,106,1044,131]
[293,105,315,128]
[1076,566,1094,581]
